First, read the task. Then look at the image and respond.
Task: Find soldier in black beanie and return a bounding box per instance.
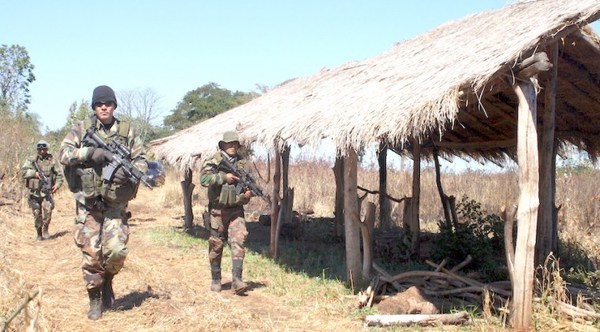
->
[60,84,148,320]
[91,85,118,109]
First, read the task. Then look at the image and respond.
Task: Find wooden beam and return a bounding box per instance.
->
[432,138,516,150]
[574,29,600,58]
[515,52,552,79]
[457,109,507,137]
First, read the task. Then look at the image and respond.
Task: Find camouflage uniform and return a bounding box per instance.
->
[200,132,251,293]
[20,142,64,240]
[59,117,146,291]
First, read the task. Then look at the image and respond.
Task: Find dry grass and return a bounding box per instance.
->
[3,158,600,331]
[0,178,364,332]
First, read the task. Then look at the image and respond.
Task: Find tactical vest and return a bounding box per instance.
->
[66,117,138,204]
[208,152,248,208]
[25,155,55,190]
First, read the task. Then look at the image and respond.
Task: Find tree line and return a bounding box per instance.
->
[0,44,260,180]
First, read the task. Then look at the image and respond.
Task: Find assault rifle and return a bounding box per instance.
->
[83,128,153,189]
[218,151,265,198]
[32,161,55,208]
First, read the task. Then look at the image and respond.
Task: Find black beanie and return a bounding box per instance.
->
[91,85,117,108]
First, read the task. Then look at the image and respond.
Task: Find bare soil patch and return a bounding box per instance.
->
[0,187,365,331]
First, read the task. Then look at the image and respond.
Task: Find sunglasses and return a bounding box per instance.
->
[37,144,48,149]
[93,101,115,108]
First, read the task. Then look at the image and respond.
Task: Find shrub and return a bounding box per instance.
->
[432,195,508,281]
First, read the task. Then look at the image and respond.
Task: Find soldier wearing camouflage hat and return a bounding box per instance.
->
[20,140,64,241]
[59,85,148,320]
[200,131,253,294]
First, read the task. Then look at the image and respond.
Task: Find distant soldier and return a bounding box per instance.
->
[59,85,148,320]
[200,131,253,294]
[20,140,64,241]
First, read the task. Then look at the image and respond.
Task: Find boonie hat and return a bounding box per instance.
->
[219,131,240,149]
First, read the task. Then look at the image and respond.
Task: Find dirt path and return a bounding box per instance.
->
[1,187,366,331]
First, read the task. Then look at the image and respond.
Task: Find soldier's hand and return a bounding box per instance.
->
[88,148,113,165]
[113,167,128,185]
[52,184,58,193]
[225,173,238,184]
[244,190,253,198]
[35,171,40,179]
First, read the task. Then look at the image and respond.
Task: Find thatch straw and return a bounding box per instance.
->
[151,0,600,171]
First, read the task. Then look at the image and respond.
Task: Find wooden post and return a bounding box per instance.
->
[511,79,540,329]
[180,167,195,230]
[333,155,345,237]
[270,149,281,258]
[410,138,421,256]
[343,149,362,284]
[361,202,376,279]
[274,146,292,258]
[433,147,456,230]
[378,141,391,229]
[536,43,558,266]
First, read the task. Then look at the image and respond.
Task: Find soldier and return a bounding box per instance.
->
[59,85,148,320]
[20,140,64,241]
[200,131,253,294]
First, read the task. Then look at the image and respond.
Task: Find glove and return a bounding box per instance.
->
[88,148,113,165]
[113,167,129,185]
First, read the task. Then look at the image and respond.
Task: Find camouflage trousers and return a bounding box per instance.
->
[73,203,129,290]
[28,195,52,229]
[208,207,248,265]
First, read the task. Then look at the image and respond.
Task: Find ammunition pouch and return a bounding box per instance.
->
[64,164,83,193]
[218,184,237,206]
[101,179,139,204]
[25,178,41,190]
[80,168,98,199]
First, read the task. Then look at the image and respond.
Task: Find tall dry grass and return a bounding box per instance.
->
[172,156,600,269]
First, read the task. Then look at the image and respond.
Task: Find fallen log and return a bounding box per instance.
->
[425,260,512,298]
[364,311,471,327]
[373,262,403,291]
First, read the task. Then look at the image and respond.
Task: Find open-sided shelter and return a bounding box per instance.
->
[150,1,600,328]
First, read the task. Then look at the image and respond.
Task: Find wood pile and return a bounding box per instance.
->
[358,256,600,327]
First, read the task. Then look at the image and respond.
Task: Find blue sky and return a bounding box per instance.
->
[0,1,564,132]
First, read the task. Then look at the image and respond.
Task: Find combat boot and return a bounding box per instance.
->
[231,259,248,294]
[42,224,49,240]
[87,288,102,320]
[35,227,43,241]
[102,273,115,309]
[210,262,222,292]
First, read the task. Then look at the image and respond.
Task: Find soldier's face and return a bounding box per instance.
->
[37,147,48,156]
[94,102,116,124]
[222,141,239,156]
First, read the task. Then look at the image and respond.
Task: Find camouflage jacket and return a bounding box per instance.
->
[59,117,147,204]
[21,153,64,197]
[200,151,251,209]
[59,117,147,170]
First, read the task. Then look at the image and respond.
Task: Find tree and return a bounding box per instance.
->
[116,88,162,141]
[0,44,35,113]
[164,82,259,131]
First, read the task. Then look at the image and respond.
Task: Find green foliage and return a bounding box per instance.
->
[432,195,508,281]
[163,82,259,131]
[558,237,597,274]
[0,44,35,112]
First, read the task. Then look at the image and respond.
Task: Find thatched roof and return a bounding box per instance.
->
[150,0,600,171]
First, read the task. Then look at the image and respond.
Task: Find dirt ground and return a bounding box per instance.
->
[0,187,367,332]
